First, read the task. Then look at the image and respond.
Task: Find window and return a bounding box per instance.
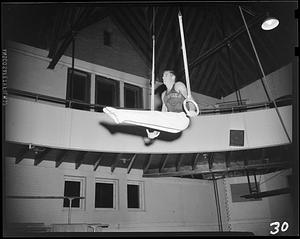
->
[103,30,112,46]
[124,83,143,109]
[230,183,262,203]
[127,181,144,210]
[66,68,91,111]
[95,178,118,209]
[95,75,119,112]
[63,176,85,209]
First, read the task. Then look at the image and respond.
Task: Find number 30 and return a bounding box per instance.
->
[269,221,289,235]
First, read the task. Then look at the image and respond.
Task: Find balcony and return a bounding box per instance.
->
[5,89,292,154]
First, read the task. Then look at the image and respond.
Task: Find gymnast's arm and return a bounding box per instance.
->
[161,91,168,112]
[174,82,197,112]
[174,81,188,98]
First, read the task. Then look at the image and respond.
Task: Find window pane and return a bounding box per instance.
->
[64,181,81,208]
[127,184,139,208]
[96,81,115,105]
[230,183,261,202]
[95,76,119,112]
[103,30,112,46]
[125,88,136,108]
[124,83,142,109]
[72,76,86,101]
[95,183,114,208]
[67,69,90,111]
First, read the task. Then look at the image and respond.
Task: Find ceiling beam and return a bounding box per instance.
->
[93,153,104,171]
[181,8,195,42]
[47,7,70,58]
[196,53,218,93]
[156,7,173,43]
[208,153,214,170]
[143,161,290,178]
[180,14,265,74]
[185,12,210,91]
[199,56,219,94]
[192,153,200,170]
[55,150,67,168]
[225,151,231,169]
[218,6,243,99]
[34,148,51,166]
[229,41,251,76]
[244,154,249,167]
[191,62,209,94]
[111,154,120,173]
[127,154,137,174]
[143,154,152,172]
[75,151,87,170]
[202,44,234,97]
[190,15,217,73]
[159,154,168,173]
[126,7,150,40]
[249,31,275,69]
[118,8,151,52]
[156,10,178,72]
[110,10,151,66]
[15,146,30,164]
[218,52,236,89]
[176,154,184,172]
[48,34,74,69]
[47,7,110,69]
[233,37,263,87]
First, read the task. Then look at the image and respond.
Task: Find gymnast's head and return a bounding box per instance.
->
[162,70,176,88]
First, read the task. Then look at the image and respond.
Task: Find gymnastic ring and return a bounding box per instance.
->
[183,98,200,117]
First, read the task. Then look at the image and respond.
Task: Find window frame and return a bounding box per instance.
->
[66,68,91,110]
[103,30,112,47]
[127,180,145,211]
[63,175,86,210]
[124,82,143,109]
[95,75,120,112]
[94,178,119,210]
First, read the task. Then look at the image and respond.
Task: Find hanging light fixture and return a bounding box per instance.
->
[239,6,279,31]
[261,13,279,30]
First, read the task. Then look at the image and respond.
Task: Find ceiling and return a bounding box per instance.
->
[5,141,292,180]
[3,1,298,99]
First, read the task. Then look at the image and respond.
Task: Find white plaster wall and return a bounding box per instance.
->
[64,17,150,79]
[224,171,294,236]
[263,169,294,227]
[7,43,67,99]
[7,41,217,110]
[4,157,227,232]
[6,41,151,108]
[223,63,293,104]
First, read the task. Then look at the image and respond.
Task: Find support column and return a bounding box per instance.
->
[212,175,223,232]
[120,81,124,108]
[90,73,95,112]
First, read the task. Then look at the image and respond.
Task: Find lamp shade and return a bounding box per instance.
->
[261,16,279,30]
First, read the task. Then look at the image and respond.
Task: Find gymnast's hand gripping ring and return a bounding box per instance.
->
[183,98,200,117]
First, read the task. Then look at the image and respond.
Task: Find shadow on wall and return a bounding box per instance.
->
[100,122,182,142]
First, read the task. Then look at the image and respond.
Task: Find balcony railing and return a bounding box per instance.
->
[7,88,292,115]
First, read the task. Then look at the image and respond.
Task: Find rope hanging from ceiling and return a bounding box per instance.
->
[239,6,291,144]
[178,11,200,116]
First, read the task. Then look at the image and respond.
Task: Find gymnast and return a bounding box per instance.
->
[144,70,198,144]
